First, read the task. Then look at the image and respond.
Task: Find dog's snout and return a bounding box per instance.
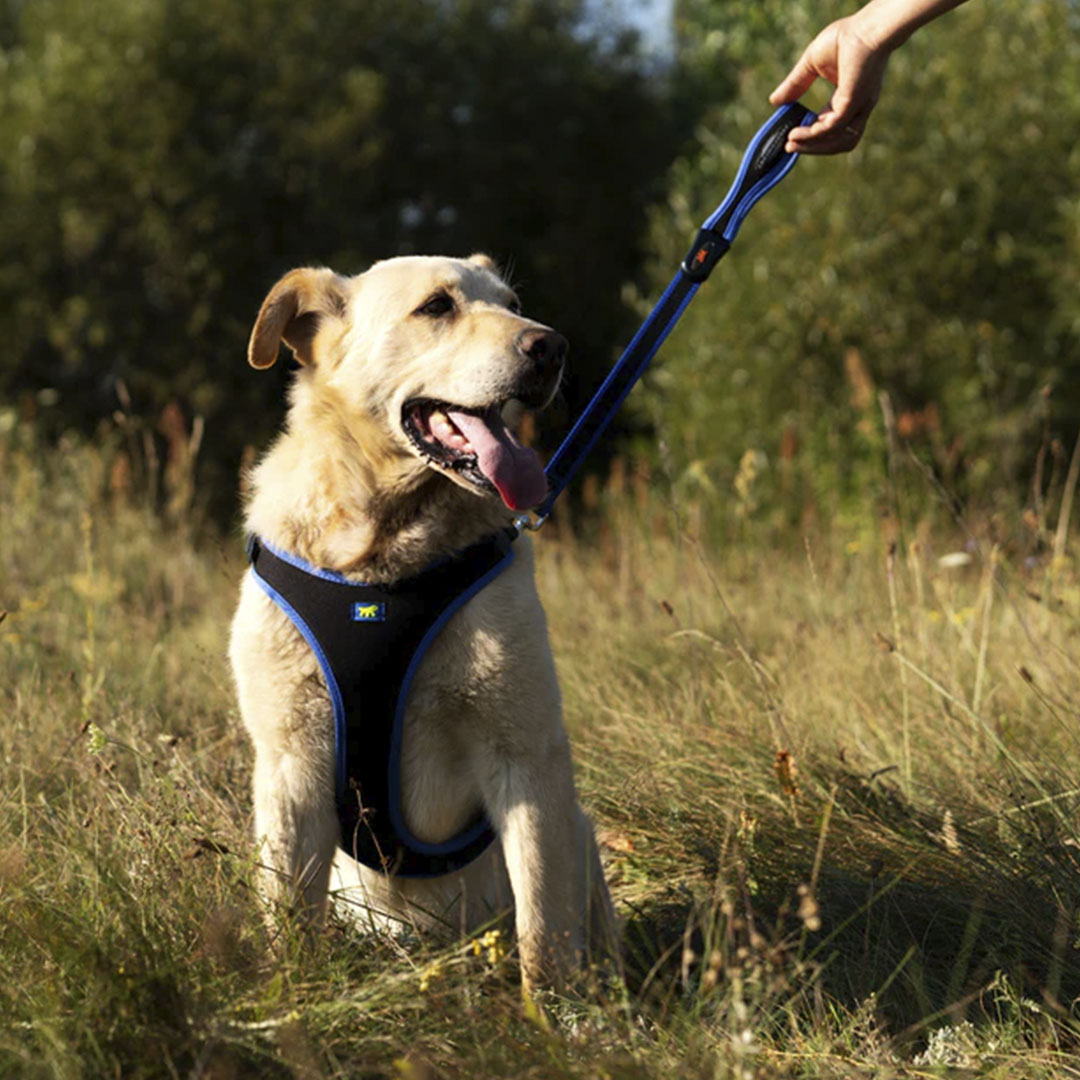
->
[516,328,568,376]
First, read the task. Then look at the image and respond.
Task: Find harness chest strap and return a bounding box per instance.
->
[248,530,515,878]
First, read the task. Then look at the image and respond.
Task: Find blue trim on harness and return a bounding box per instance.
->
[259,536,370,586]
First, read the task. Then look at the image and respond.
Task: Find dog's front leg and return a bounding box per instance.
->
[485,734,588,993]
[231,582,339,926]
[252,741,339,924]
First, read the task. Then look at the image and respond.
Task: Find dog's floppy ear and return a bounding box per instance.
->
[248,267,346,370]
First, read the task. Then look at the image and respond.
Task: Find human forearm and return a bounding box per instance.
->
[852,0,970,51]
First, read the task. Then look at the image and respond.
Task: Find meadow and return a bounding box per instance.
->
[3,412,1080,1078]
[2,0,1078,1075]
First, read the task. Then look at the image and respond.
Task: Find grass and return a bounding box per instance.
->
[3,413,1080,1078]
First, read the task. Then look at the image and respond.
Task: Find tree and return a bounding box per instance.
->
[0,0,696,515]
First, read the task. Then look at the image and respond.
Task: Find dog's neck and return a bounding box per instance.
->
[245,389,512,582]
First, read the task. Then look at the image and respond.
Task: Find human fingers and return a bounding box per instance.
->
[773,17,887,153]
[784,51,885,150]
[769,44,822,105]
[769,25,839,105]
[785,103,872,155]
[785,107,846,145]
[786,125,862,155]
[784,105,859,148]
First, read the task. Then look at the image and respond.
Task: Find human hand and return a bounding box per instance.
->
[769,15,892,155]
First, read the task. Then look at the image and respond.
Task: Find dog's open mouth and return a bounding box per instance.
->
[402,399,547,511]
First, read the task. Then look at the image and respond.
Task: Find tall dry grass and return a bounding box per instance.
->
[2,412,1080,1078]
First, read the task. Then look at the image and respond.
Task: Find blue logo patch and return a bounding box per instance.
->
[351,602,386,623]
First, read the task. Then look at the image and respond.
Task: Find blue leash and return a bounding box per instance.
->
[515,101,816,533]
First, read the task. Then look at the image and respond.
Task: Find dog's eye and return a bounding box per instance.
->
[508,298,522,315]
[415,292,455,318]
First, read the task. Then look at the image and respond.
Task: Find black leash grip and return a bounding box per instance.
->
[741,102,812,192]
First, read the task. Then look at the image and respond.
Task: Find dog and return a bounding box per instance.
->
[229,253,616,992]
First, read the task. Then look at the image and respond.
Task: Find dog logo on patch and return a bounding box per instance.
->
[352,602,386,623]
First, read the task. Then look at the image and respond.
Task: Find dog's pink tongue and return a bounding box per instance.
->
[446,410,547,510]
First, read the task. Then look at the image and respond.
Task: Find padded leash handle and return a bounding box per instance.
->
[682,102,814,281]
[525,102,815,529]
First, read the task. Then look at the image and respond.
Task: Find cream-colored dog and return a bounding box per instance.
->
[229,253,615,991]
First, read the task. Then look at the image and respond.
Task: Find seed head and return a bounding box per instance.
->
[774,750,800,798]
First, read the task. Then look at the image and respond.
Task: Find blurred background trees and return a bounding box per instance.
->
[636,0,1080,540]
[0,0,694,512]
[1,0,1078,538]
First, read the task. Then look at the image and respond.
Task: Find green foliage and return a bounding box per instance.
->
[635,0,1080,532]
[0,0,693,513]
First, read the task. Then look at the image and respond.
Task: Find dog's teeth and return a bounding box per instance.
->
[430,411,474,453]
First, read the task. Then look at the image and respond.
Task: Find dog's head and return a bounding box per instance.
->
[248,254,565,512]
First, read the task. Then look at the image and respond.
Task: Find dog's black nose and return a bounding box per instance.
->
[516,328,568,377]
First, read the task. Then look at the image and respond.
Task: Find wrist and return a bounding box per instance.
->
[850,0,935,53]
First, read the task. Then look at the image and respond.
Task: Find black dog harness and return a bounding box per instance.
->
[248,531,515,877]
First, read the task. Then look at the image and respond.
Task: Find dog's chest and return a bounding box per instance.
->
[345,598,517,844]
[403,604,514,727]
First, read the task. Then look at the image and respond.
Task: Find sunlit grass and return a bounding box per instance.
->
[2,417,1080,1078]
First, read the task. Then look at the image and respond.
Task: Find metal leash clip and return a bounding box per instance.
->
[511,511,547,534]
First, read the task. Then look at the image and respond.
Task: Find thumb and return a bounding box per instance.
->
[770,48,819,104]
